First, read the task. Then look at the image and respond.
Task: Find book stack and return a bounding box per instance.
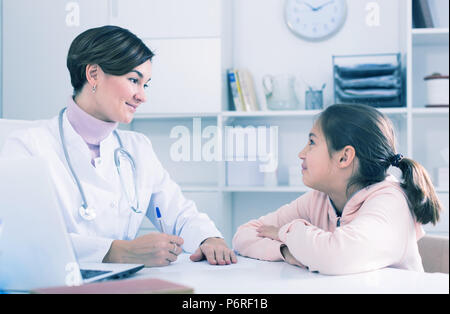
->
[227,69,259,112]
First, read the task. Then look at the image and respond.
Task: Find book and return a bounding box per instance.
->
[31,278,194,294]
[227,68,259,112]
[413,0,434,28]
[237,69,260,112]
[227,69,244,111]
[233,69,246,111]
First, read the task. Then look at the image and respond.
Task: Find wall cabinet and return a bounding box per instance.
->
[109,0,230,114]
[109,0,222,39]
[140,38,222,114]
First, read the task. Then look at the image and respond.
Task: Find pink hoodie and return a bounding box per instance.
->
[232,176,425,275]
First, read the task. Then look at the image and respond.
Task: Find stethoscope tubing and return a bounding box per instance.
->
[59,108,89,211]
[58,108,142,220]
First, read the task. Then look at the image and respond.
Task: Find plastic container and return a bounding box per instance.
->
[424,73,449,107]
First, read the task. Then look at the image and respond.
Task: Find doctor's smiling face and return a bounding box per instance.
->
[85,60,152,124]
[67,26,154,124]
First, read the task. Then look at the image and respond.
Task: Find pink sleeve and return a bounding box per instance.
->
[232,192,312,261]
[278,191,412,275]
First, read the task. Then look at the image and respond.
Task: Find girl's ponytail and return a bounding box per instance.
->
[397,157,442,225]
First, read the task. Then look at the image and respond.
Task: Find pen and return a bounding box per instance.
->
[155,207,166,233]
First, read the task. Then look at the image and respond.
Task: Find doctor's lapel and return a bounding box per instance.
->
[62,113,118,193]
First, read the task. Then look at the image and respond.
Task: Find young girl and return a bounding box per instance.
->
[232,104,442,275]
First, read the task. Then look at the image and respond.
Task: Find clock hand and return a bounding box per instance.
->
[312,0,335,11]
[295,1,316,11]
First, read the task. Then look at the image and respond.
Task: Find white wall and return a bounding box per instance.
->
[0,0,3,117]
[232,0,403,109]
[2,0,109,120]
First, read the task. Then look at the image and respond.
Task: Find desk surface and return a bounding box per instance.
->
[130,254,449,294]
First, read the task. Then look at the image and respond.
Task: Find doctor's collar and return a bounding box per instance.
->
[66,96,118,146]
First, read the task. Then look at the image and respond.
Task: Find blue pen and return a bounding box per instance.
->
[155,207,166,233]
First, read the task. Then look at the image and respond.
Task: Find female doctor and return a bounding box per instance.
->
[1,25,237,267]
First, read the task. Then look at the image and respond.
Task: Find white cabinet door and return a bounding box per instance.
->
[2,0,109,120]
[138,38,222,113]
[109,0,222,39]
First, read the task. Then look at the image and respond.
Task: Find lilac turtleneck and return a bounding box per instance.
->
[66,97,118,165]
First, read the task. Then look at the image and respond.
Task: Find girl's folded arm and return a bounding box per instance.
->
[279,193,410,275]
[232,192,312,261]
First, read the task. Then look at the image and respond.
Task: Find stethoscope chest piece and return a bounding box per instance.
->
[79,206,97,221]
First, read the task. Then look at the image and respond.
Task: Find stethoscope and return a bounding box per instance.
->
[58,108,142,221]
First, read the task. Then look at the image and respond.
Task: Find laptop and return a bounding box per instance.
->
[0,157,144,292]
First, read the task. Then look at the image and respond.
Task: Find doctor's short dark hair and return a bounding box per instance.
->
[67,25,154,96]
[317,103,442,225]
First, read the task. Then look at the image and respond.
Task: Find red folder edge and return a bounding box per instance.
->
[31,278,194,294]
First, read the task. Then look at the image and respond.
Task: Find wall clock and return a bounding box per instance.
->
[284,0,348,41]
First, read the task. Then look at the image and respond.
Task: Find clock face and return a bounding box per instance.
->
[285,0,348,40]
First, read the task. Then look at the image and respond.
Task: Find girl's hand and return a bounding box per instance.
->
[256,225,280,241]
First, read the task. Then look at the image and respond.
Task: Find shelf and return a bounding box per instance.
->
[179,185,311,193]
[180,185,220,193]
[134,110,323,119]
[133,112,219,120]
[133,108,409,120]
[412,28,449,46]
[180,184,447,193]
[222,110,322,118]
[223,185,311,193]
[178,184,450,194]
[412,107,449,116]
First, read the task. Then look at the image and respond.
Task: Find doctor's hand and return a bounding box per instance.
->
[190,237,237,265]
[103,233,184,267]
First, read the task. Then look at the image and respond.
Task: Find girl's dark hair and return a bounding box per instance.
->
[318,104,441,225]
[67,25,154,96]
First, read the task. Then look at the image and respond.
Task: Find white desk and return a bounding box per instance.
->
[131,254,449,294]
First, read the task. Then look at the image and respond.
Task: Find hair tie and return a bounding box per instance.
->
[390,154,403,168]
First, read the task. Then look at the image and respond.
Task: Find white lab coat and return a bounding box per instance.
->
[0,111,222,262]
